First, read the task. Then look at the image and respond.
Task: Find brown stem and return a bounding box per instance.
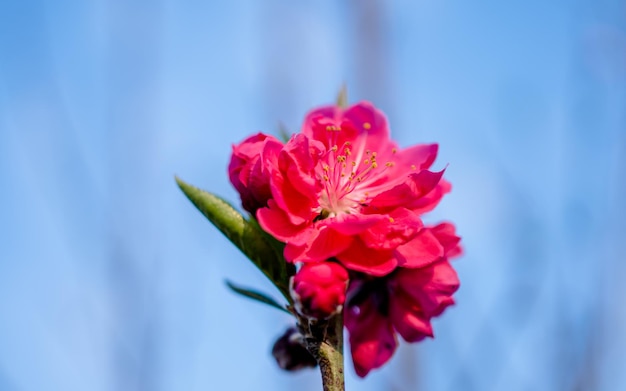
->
[303,315,345,391]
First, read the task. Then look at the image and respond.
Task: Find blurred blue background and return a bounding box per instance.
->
[1,1,625,390]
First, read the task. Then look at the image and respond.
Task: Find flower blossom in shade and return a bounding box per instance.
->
[255,102,451,275]
[271,327,318,371]
[228,133,283,215]
[344,223,462,377]
[291,262,349,320]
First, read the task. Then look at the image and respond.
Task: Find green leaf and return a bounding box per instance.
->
[277,122,291,143]
[336,84,348,108]
[176,177,291,302]
[226,280,291,314]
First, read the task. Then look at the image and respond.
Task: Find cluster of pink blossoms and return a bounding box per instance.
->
[229,102,461,377]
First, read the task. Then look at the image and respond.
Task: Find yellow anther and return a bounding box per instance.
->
[389,217,395,223]
[411,164,417,170]
[331,145,338,151]
[345,142,351,146]
[344,148,351,155]
[323,175,329,181]
[364,159,370,165]
[372,162,378,168]
[323,165,330,172]
[392,148,397,154]
[363,122,371,130]
[385,162,394,167]
[351,161,357,167]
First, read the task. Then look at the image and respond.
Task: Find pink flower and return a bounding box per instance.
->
[345,223,461,377]
[228,133,283,215]
[256,102,450,275]
[291,262,349,320]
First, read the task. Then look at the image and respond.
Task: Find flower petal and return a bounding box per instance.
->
[393,143,439,171]
[361,208,423,250]
[395,261,460,317]
[269,168,316,225]
[336,238,397,276]
[389,293,434,342]
[342,102,390,150]
[409,179,451,214]
[430,222,462,259]
[394,228,444,269]
[256,200,304,242]
[301,225,354,262]
[278,134,321,195]
[366,169,444,213]
[345,298,398,378]
[327,213,387,236]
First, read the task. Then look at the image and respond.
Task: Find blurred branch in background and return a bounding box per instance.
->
[105,2,162,390]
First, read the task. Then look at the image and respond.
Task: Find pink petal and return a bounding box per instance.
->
[269,168,316,226]
[345,298,398,378]
[361,208,423,250]
[301,225,354,262]
[394,143,439,171]
[256,200,304,242]
[342,102,390,149]
[336,238,397,276]
[389,293,434,342]
[395,261,460,317]
[409,179,452,214]
[278,134,320,195]
[429,222,462,259]
[394,228,444,269]
[327,213,386,236]
[366,169,445,212]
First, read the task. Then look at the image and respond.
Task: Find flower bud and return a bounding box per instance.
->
[291,262,349,320]
[271,327,317,371]
[228,133,282,215]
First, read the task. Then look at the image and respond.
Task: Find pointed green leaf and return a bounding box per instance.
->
[176,177,291,301]
[277,122,291,143]
[226,280,291,314]
[336,84,348,108]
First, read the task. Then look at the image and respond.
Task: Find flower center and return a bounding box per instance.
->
[315,125,397,217]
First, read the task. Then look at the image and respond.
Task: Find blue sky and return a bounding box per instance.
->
[0,1,624,390]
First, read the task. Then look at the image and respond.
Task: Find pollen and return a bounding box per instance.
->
[323,175,329,181]
[388,217,395,223]
[411,164,417,170]
[392,148,397,154]
[363,122,371,130]
[385,162,394,167]
[372,162,378,168]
